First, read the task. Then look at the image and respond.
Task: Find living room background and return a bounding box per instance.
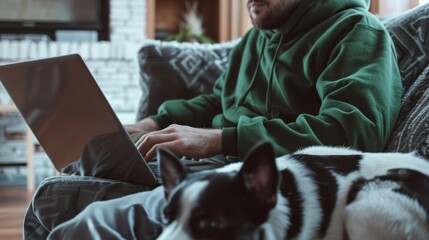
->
[0,0,146,188]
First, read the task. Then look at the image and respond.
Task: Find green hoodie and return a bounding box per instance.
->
[150,0,402,158]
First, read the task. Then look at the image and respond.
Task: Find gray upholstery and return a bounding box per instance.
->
[24,4,429,238]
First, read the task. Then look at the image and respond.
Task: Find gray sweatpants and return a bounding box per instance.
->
[33,132,230,239]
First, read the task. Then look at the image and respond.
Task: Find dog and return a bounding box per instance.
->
[155,142,429,240]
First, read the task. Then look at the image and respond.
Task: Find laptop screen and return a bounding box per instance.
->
[0,54,161,186]
[0,55,126,170]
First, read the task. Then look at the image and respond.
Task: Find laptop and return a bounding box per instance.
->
[0,54,216,187]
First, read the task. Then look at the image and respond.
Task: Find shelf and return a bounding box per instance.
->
[0,103,35,192]
[0,162,27,167]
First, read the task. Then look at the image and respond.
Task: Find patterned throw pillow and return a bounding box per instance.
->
[136,39,239,121]
[383,4,429,158]
[382,3,429,92]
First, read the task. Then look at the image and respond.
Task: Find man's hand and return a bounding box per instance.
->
[135,124,222,161]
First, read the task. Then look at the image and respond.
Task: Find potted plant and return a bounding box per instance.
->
[165,1,214,43]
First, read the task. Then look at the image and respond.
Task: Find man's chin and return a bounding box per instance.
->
[251,19,265,30]
[250,12,260,21]
[250,15,263,27]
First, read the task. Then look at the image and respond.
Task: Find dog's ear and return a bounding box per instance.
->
[237,141,279,211]
[157,147,187,199]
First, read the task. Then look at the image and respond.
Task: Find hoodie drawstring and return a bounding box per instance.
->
[265,34,284,117]
[234,37,267,111]
[234,33,284,118]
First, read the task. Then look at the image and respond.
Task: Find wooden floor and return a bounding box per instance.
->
[0,186,33,240]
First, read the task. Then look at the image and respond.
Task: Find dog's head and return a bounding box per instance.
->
[156,141,279,240]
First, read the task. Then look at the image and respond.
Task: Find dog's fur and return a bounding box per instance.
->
[155,142,429,240]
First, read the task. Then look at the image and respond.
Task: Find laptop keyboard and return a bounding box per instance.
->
[148,162,160,179]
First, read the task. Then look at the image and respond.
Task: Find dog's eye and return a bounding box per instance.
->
[198,219,218,230]
[197,219,222,234]
[190,215,224,237]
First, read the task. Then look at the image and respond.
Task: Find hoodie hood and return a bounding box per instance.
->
[270,0,370,38]
[242,0,370,116]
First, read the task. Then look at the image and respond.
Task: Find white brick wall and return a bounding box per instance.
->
[0,0,147,181]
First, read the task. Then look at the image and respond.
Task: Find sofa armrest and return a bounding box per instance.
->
[135,39,239,121]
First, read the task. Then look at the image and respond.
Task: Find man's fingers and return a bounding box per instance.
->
[144,141,182,161]
[137,132,177,158]
[135,124,222,160]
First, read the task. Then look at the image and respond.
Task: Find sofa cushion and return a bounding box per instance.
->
[382,4,429,158]
[136,39,239,121]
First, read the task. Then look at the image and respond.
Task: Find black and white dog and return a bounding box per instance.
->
[155,142,429,240]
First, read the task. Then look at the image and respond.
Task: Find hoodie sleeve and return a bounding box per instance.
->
[149,67,229,128]
[222,24,402,158]
[148,90,222,129]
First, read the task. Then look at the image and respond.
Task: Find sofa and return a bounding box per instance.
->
[24,4,429,239]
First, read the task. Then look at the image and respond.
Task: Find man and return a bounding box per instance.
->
[132,0,401,161]
[46,0,402,238]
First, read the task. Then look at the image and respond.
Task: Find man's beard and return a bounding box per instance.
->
[249,0,300,30]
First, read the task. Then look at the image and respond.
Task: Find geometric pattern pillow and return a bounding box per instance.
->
[382,3,429,92]
[135,39,239,121]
